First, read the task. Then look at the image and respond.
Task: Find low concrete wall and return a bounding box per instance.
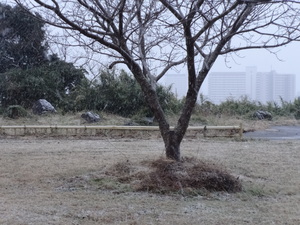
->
[0,125,243,138]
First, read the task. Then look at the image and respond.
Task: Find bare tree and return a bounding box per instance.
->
[15,0,300,161]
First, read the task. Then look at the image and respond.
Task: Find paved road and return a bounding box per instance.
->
[244,126,300,140]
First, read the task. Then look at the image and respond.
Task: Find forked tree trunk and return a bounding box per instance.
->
[125,41,201,163]
[165,131,181,161]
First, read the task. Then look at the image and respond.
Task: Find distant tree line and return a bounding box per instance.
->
[195,96,300,120]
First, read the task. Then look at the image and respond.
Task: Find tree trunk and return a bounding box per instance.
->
[165,131,181,161]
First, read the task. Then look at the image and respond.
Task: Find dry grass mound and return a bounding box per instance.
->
[134,157,241,194]
[101,157,242,195]
[60,157,242,195]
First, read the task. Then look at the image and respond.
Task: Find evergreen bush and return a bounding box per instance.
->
[68,69,181,117]
[5,105,28,119]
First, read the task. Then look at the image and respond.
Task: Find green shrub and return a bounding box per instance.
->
[5,105,28,119]
[67,69,181,117]
[217,96,258,116]
[0,60,86,109]
[292,98,300,119]
[193,95,300,120]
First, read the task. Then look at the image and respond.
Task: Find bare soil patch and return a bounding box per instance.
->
[0,136,300,224]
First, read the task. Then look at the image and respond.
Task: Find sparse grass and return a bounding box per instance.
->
[239,183,275,199]
[0,137,300,224]
[92,177,132,192]
[0,111,129,126]
[1,112,300,224]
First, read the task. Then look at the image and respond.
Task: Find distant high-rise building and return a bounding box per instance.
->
[271,72,296,104]
[208,67,295,104]
[208,72,247,104]
[159,68,295,104]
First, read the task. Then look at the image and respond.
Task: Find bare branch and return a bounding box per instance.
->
[14,0,300,160]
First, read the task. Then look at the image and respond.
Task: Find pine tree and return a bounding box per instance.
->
[0,4,47,73]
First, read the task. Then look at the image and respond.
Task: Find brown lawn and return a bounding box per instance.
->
[0,136,299,224]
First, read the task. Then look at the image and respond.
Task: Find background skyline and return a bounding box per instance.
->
[161,41,300,103]
[208,68,295,104]
[206,41,300,95]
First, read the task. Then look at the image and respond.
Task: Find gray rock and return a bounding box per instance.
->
[81,111,100,123]
[32,99,57,115]
[124,120,140,126]
[132,116,155,125]
[254,110,272,120]
[141,117,155,125]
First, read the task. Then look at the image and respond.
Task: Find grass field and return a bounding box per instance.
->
[0,135,299,224]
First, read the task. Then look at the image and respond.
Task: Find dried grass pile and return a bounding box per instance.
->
[105,157,242,195]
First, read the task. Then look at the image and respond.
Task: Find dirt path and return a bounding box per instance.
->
[1,137,300,224]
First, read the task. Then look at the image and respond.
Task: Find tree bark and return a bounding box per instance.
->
[165,131,181,161]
